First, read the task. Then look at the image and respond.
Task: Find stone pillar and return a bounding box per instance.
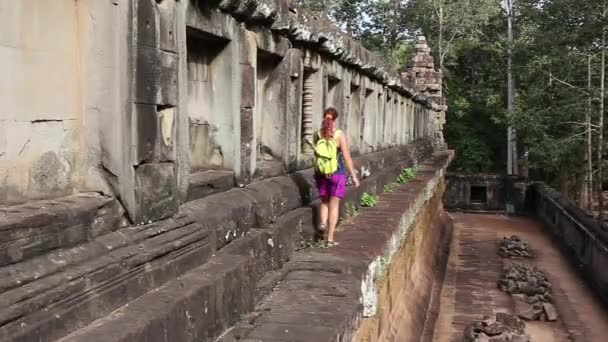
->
[239,28,257,185]
[285,48,303,171]
[106,0,182,224]
[301,70,315,153]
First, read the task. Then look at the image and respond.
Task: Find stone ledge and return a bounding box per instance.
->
[187,170,235,202]
[0,193,126,267]
[57,206,315,342]
[0,214,213,342]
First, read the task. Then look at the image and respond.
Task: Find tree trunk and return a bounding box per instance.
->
[585,54,593,212]
[506,0,518,175]
[438,1,444,70]
[598,24,606,222]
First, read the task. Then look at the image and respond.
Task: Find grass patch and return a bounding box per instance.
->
[397,167,417,184]
[299,239,329,249]
[361,192,379,207]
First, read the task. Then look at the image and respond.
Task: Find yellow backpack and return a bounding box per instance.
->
[314,130,341,176]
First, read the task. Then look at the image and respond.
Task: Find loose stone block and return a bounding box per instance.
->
[542,303,558,321]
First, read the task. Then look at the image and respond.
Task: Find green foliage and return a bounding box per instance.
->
[346,202,359,217]
[383,183,398,193]
[299,239,329,249]
[302,0,608,195]
[397,167,417,184]
[377,255,390,281]
[360,192,379,207]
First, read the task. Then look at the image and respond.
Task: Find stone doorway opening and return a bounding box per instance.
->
[185,27,235,201]
[254,50,285,179]
[470,185,488,205]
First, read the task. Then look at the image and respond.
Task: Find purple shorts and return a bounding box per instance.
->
[315,173,347,199]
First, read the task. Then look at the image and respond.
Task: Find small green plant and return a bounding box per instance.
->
[377,255,390,281]
[346,202,359,217]
[299,239,329,250]
[397,167,417,184]
[360,192,378,207]
[383,183,398,193]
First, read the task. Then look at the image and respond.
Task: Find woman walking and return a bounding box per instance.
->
[310,107,359,246]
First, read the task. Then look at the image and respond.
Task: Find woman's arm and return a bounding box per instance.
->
[339,133,360,187]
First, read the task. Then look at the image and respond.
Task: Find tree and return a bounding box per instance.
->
[406,0,500,69]
[503,0,519,176]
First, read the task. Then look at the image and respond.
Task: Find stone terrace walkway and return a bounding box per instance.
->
[429,213,608,342]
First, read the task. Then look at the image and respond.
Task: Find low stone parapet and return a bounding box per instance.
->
[529,182,608,305]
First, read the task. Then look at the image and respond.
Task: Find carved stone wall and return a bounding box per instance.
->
[0,0,447,224]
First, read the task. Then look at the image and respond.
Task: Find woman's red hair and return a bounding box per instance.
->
[321,107,338,139]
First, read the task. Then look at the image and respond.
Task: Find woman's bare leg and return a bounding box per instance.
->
[319,196,329,233]
[327,196,341,242]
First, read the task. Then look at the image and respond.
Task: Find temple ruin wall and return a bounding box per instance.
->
[0,0,446,224]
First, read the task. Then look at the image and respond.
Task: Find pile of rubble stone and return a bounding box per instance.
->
[499,235,532,258]
[463,313,529,342]
[498,262,558,321]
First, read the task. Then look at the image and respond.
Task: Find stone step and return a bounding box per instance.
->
[57,208,314,342]
[187,170,235,202]
[0,177,305,342]
[0,193,127,267]
[0,213,213,342]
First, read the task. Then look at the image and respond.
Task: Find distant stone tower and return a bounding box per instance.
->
[403,36,447,149]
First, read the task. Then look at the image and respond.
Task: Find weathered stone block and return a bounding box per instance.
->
[246,177,302,228]
[269,207,312,267]
[187,170,235,202]
[253,161,284,180]
[240,107,254,184]
[134,162,178,223]
[133,104,159,164]
[241,64,255,108]
[158,0,178,53]
[180,189,257,248]
[222,228,274,310]
[0,215,213,342]
[0,193,125,267]
[239,27,256,66]
[55,254,248,342]
[135,45,178,106]
[157,106,177,161]
[186,3,237,41]
[255,28,290,58]
[136,0,158,48]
